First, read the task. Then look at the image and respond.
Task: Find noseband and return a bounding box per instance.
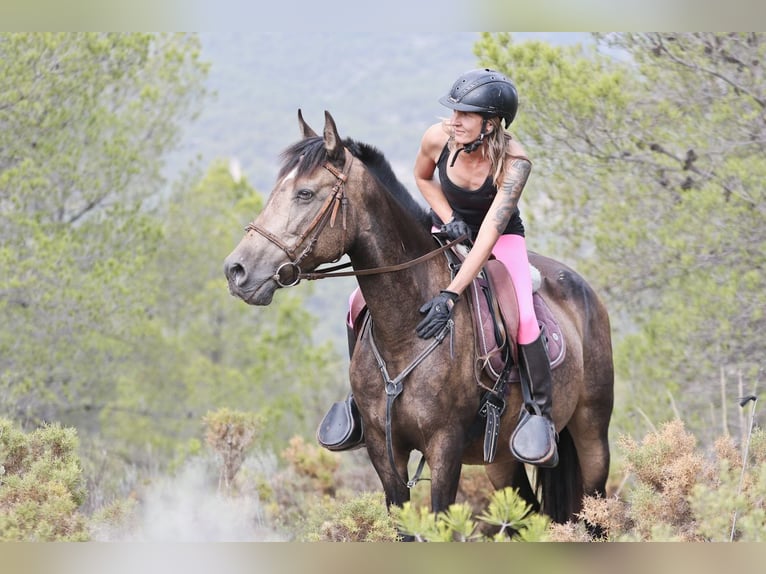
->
[245,148,353,287]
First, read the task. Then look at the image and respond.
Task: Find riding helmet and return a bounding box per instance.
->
[439,68,518,127]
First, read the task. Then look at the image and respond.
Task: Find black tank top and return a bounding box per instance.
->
[433,144,525,237]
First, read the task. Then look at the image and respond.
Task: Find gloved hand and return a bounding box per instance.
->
[440,214,472,242]
[416,290,459,339]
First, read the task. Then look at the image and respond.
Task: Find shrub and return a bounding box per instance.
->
[301,491,399,542]
[202,408,262,493]
[559,422,766,542]
[280,435,340,496]
[0,418,89,541]
[392,487,550,542]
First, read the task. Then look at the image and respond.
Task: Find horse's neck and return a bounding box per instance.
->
[350,235,447,346]
[345,173,448,343]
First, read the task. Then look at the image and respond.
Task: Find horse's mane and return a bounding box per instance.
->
[278,136,432,231]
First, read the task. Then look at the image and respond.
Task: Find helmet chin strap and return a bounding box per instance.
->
[449,118,489,167]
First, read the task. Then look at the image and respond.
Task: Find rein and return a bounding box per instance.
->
[298,234,468,281]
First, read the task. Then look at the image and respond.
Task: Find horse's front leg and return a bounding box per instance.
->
[363,432,417,541]
[364,431,411,509]
[426,431,465,513]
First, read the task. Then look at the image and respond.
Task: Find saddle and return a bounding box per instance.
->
[468,257,566,384]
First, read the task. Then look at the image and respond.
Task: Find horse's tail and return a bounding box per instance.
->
[536,426,582,523]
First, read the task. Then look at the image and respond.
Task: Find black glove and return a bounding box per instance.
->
[416,290,459,339]
[440,214,472,242]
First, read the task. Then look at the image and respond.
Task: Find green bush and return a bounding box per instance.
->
[392,487,550,542]
[0,418,89,541]
[301,491,399,542]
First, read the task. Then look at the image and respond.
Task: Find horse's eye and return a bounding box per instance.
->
[296,188,314,201]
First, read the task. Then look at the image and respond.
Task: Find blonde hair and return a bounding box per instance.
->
[442,116,513,188]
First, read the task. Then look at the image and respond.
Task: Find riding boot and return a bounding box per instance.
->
[316,324,365,451]
[510,329,559,468]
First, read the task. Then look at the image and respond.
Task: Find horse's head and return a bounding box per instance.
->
[224,110,358,305]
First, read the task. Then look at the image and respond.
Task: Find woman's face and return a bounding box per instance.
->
[449,110,487,145]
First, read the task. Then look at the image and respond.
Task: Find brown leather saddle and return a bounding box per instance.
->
[468,257,566,385]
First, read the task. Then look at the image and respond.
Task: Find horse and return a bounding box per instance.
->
[223,110,614,525]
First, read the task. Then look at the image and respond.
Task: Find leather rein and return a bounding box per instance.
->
[245,147,468,286]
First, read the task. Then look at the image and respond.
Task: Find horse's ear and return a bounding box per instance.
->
[298,109,318,139]
[323,110,344,160]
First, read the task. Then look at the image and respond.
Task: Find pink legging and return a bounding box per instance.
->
[491,234,540,345]
[347,233,540,345]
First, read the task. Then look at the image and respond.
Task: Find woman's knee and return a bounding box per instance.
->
[517,313,540,344]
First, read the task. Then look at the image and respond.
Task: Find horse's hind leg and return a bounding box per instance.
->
[485,459,540,512]
[569,404,611,498]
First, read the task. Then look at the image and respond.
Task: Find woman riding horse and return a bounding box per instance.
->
[320,68,558,468]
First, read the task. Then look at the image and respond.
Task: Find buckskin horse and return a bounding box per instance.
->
[224,110,614,526]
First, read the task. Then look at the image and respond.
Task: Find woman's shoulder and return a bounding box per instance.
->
[422,121,450,145]
[419,122,450,158]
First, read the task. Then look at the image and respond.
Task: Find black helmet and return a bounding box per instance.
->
[439,68,518,127]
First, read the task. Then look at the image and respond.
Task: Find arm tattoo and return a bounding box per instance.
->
[492,158,531,234]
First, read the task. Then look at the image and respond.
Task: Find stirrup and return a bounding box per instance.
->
[510,409,559,468]
[316,394,365,452]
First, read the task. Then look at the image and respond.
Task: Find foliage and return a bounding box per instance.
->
[474,33,766,441]
[1,33,348,511]
[203,407,263,493]
[281,435,340,497]
[392,487,550,542]
[550,420,766,542]
[301,491,399,542]
[0,32,209,432]
[0,418,89,541]
[88,496,139,542]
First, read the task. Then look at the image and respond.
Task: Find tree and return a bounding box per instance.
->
[474,33,766,441]
[0,33,209,429]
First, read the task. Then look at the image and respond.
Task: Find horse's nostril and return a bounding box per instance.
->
[225,261,246,285]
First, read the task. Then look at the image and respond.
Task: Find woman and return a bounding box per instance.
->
[412,68,557,468]
[317,68,557,468]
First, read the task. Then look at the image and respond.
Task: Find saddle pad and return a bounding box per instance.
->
[508,294,566,383]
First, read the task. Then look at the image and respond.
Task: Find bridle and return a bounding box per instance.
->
[245,148,353,287]
[245,146,468,287]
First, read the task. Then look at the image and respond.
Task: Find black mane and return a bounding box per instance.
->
[278,136,432,231]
